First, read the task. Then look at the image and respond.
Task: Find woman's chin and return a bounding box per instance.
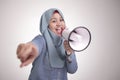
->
[57,33,62,37]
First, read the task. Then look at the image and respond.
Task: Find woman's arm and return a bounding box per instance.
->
[16,35,44,67]
[66,52,78,74]
[31,35,44,56]
[63,40,78,74]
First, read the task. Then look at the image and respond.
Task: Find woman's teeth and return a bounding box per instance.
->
[56,29,61,33]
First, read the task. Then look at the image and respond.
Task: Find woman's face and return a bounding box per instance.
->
[49,12,65,36]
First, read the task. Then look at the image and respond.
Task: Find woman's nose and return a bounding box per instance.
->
[56,21,61,26]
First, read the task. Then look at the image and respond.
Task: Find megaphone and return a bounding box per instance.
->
[62,26,91,52]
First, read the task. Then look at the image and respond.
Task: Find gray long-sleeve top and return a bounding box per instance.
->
[29,35,78,80]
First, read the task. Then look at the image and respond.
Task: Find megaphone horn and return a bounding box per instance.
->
[62,26,91,52]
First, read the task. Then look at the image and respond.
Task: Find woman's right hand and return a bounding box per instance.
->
[16,42,38,68]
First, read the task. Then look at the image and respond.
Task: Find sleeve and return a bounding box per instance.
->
[66,52,78,74]
[31,35,44,56]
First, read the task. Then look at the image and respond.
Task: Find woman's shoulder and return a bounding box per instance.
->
[34,34,45,40]
[31,35,46,56]
[32,34,46,47]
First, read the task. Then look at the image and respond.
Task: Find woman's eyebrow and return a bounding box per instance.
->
[50,18,56,20]
[50,18,56,21]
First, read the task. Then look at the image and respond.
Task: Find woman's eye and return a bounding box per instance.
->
[60,19,64,22]
[52,20,56,22]
[51,19,57,23]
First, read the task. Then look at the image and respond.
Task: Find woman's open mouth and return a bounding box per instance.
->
[56,28,63,36]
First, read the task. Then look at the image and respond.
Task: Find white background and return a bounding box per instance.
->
[0,0,120,80]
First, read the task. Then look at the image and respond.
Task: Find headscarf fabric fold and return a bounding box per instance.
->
[40,8,66,68]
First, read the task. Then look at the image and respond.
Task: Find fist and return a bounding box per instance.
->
[64,40,73,55]
[16,42,38,67]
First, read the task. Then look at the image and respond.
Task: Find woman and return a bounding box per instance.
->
[17,8,78,80]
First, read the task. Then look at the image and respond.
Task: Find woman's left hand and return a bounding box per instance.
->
[64,40,74,56]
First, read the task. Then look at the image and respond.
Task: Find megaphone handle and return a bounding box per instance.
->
[65,51,72,63]
[66,56,72,63]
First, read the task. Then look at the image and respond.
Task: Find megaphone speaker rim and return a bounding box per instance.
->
[68,26,91,52]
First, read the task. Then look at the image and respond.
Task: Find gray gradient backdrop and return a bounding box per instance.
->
[0,0,120,80]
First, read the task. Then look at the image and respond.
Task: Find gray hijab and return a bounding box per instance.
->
[40,8,66,68]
